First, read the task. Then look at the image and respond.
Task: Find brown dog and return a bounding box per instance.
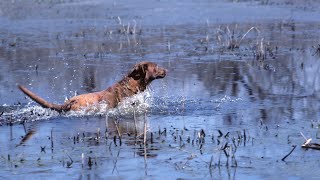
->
[18,62,166,112]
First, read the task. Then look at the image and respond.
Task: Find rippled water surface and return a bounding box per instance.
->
[1,0,320,179]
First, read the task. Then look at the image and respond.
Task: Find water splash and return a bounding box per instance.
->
[0,92,244,124]
[108,89,153,116]
[0,90,153,124]
[214,95,243,110]
[215,95,243,103]
[0,105,60,124]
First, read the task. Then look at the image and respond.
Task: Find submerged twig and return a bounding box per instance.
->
[66,153,74,168]
[281,145,297,161]
[218,130,223,137]
[88,156,93,168]
[51,128,54,150]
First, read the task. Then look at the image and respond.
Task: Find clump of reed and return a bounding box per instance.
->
[215,26,260,50]
[252,38,276,61]
[214,25,276,61]
[116,17,140,35]
[312,44,320,56]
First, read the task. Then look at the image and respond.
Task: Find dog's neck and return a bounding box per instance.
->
[119,76,149,93]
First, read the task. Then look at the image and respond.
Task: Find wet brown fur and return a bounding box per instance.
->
[18,62,166,112]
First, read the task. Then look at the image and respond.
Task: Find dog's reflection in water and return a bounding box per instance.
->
[105,114,148,138]
[105,114,158,158]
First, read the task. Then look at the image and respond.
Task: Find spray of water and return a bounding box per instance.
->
[0,90,153,124]
[0,86,244,124]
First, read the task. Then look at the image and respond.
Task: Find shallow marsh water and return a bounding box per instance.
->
[1,0,320,179]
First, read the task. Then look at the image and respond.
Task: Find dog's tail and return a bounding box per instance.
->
[18,85,68,112]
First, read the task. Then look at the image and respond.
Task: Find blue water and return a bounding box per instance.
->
[1,0,320,179]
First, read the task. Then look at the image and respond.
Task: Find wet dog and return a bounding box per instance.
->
[18,62,166,112]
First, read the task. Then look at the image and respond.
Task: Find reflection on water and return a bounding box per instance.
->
[1,0,320,179]
[1,21,320,178]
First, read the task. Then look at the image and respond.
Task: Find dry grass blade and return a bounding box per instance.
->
[237,27,260,48]
[113,119,122,138]
[16,129,36,147]
[133,110,138,136]
[143,114,147,145]
[300,132,320,150]
[302,142,320,150]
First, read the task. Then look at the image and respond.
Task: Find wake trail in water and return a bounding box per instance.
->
[0,90,153,124]
[0,89,243,124]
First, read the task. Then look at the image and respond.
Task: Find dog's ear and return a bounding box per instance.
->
[128,63,148,80]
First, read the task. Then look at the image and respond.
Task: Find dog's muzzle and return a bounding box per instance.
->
[157,68,166,79]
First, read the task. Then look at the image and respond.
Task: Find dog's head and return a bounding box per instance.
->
[128,62,166,84]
